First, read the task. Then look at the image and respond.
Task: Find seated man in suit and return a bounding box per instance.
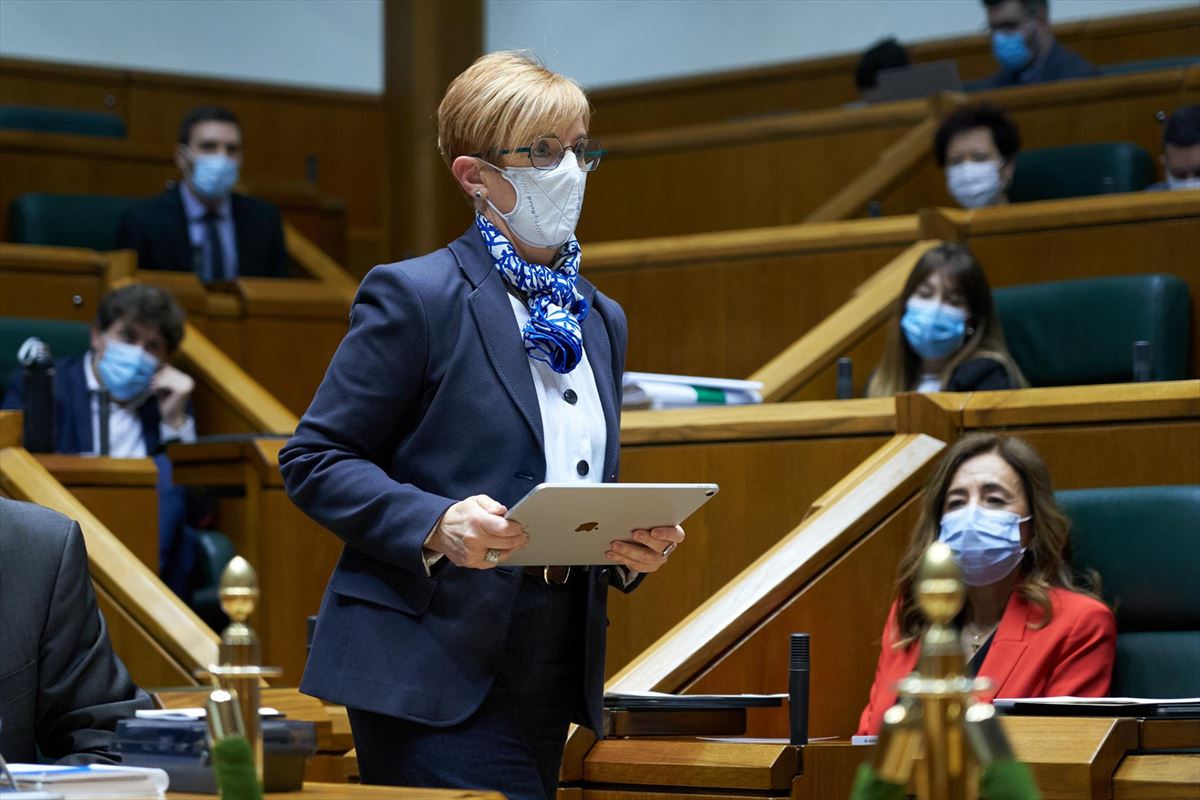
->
[1146,105,1200,192]
[117,106,289,282]
[3,284,200,596]
[0,498,154,763]
[977,0,1097,89]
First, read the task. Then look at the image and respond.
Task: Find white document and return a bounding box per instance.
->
[622,371,763,410]
[1004,696,1200,705]
[7,764,168,799]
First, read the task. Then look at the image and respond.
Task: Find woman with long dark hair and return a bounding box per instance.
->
[866,243,1026,397]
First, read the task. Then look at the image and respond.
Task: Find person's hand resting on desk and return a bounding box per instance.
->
[426,494,529,568]
[607,524,686,576]
[151,364,195,431]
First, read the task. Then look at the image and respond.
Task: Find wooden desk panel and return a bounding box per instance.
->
[610,431,890,676]
[35,454,159,573]
[1113,754,1200,800]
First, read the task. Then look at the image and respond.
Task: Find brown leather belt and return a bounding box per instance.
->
[522,565,572,585]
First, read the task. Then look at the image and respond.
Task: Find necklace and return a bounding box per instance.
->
[962,620,998,653]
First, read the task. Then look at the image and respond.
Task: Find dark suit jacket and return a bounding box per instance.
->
[116,186,288,279]
[0,498,153,762]
[945,356,1018,392]
[3,354,162,455]
[977,40,1098,89]
[857,588,1115,735]
[279,226,630,734]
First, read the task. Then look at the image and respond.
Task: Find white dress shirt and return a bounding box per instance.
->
[83,352,196,457]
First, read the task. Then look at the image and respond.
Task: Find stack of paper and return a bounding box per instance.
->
[7,764,168,799]
[622,372,763,410]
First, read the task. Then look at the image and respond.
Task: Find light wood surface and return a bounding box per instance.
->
[0,446,218,686]
[1113,754,1200,800]
[751,240,940,401]
[584,738,797,790]
[586,7,1200,133]
[1000,717,1139,800]
[35,454,159,572]
[619,398,894,444]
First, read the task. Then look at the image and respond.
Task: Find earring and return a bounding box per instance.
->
[474,190,482,199]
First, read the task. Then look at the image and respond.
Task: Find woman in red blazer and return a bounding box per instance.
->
[858,433,1116,736]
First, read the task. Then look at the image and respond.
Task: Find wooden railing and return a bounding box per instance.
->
[587,6,1200,133]
[0,434,219,687]
[580,66,1199,241]
[750,190,1200,401]
[585,214,919,379]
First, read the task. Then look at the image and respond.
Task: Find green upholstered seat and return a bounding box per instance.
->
[0,317,91,382]
[1058,486,1200,698]
[1009,142,1157,202]
[994,274,1191,387]
[7,193,143,251]
[0,105,126,138]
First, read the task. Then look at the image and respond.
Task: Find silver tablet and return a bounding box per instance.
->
[503,482,719,566]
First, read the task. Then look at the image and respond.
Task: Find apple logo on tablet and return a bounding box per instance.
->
[575,521,600,533]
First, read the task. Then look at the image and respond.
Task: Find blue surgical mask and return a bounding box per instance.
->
[96,338,158,403]
[939,505,1030,587]
[992,30,1034,72]
[190,154,240,200]
[901,297,968,361]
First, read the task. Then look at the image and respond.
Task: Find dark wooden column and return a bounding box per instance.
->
[384,0,482,261]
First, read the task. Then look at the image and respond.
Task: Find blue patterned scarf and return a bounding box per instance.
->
[475,212,589,374]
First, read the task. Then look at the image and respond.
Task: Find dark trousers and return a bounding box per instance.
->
[347,571,587,799]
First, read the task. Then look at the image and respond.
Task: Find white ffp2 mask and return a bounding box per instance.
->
[482,154,586,249]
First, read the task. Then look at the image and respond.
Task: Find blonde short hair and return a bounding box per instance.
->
[437,51,591,168]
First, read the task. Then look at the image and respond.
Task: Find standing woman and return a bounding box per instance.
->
[866,243,1027,397]
[279,52,685,797]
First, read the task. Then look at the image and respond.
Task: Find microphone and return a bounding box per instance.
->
[18,337,55,453]
[789,632,810,746]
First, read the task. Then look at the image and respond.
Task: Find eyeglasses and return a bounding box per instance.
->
[476,135,605,172]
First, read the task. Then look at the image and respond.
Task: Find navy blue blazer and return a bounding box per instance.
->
[3,354,162,454]
[977,41,1098,89]
[279,226,630,733]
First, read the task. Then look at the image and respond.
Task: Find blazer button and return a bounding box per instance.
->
[563,389,578,405]
[576,460,589,476]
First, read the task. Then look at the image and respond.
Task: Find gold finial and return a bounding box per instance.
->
[914,541,965,627]
[218,556,259,623]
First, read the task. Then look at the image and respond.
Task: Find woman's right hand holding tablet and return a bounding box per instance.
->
[427,495,529,569]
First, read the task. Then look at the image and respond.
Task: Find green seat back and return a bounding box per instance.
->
[1058,486,1200,698]
[8,193,143,251]
[1098,55,1200,77]
[1009,142,1157,202]
[994,274,1191,386]
[0,105,126,138]
[0,317,91,381]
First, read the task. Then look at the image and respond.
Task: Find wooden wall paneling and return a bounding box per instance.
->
[1113,754,1200,800]
[0,410,20,447]
[585,8,1200,135]
[685,495,922,739]
[791,742,874,800]
[0,446,218,682]
[751,240,940,401]
[35,454,160,573]
[610,430,891,676]
[0,242,110,321]
[94,583,197,688]
[579,107,925,241]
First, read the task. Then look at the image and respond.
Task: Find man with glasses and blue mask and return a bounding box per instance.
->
[977,0,1097,89]
[118,106,289,282]
[3,285,201,599]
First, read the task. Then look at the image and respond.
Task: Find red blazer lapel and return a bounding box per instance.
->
[978,593,1031,701]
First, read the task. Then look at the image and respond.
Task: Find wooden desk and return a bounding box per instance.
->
[33,453,159,573]
[169,784,502,799]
